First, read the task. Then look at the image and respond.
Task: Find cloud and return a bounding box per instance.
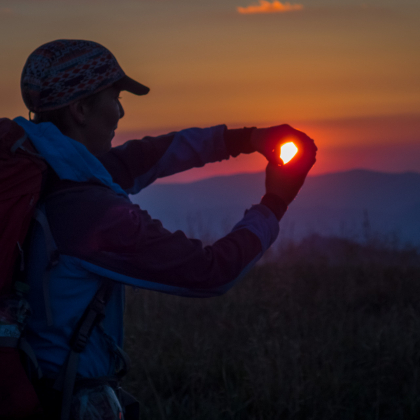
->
[237,1,303,14]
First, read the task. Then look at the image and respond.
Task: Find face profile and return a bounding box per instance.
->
[75,85,125,155]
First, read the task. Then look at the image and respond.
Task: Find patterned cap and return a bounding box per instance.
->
[21,39,149,113]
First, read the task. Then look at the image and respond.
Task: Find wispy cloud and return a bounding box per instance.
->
[237,0,303,15]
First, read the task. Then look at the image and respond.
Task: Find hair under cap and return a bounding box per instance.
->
[21,39,149,113]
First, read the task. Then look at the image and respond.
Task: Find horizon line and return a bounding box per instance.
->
[151,168,420,187]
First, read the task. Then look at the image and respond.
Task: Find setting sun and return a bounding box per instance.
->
[280,142,298,164]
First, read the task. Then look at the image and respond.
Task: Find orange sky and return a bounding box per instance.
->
[1,0,419,182]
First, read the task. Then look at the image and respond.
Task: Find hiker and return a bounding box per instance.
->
[12,39,316,419]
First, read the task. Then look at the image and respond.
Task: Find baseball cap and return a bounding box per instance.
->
[21,39,150,113]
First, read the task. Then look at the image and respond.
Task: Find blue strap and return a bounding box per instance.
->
[57,350,80,420]
[10,134,28,154]
[53,279,115,420]
[19,337,43,380]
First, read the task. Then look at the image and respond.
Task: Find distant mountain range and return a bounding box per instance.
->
[131,170,420,247]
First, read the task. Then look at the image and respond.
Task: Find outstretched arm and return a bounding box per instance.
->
[47,128,316,296]
[100,126,255,194]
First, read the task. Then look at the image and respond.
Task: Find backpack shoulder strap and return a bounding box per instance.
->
[33,208,59,327]
[53,278,115,420]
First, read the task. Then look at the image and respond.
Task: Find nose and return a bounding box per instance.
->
[118,101,125,119]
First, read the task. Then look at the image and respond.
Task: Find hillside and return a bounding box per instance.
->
[131,170,420,246]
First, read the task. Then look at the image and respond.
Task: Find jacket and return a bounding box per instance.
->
[14,117,281,379]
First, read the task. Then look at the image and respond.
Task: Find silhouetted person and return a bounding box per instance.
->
[13,39,316,419]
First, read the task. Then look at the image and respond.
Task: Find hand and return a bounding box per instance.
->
[251,124,316,165]
[264,135,317,205]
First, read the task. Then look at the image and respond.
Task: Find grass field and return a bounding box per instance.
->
[123,235,420,419]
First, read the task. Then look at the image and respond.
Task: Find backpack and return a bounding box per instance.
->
[0,118,120,420]
[0,118,46,418]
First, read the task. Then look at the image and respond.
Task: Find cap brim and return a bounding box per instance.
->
[115,75,150,96]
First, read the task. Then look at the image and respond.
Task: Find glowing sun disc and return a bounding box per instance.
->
[280,142,298,164]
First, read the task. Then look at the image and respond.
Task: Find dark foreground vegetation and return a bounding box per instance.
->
[123,235,420,420]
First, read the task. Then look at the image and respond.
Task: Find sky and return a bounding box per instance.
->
[0,0,419,182]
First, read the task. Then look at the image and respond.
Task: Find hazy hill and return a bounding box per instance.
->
[131,170,420,246]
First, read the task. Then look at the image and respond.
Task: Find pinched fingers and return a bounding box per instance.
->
[251,124,317,167]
